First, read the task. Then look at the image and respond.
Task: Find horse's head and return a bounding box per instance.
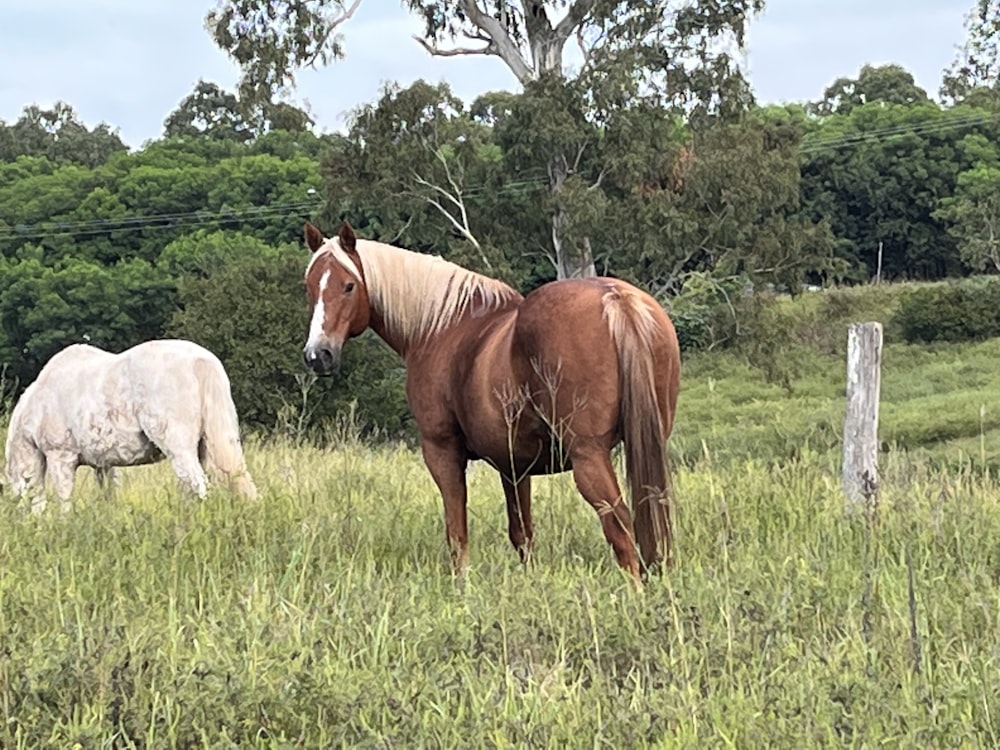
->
[302,221,371,376]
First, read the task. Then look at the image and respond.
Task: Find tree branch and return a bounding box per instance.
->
[411,165,493,269]
[554,0,598,42]
[412,35,494,58]
[457,0,533,84]
[331,0,363,27]
[303,0,364,68]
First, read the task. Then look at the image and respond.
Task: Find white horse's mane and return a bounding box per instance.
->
[312,237,521,347]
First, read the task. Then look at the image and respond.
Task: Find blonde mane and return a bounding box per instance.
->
[318,237,521,347]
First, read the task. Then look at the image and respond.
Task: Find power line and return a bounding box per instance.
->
[799,110,1000,156]
[1,107,992,244]
[1,204,323,242]
[0,177,550,243]
[0,199,320,242]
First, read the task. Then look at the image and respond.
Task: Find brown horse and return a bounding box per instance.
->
[302,221,680,583]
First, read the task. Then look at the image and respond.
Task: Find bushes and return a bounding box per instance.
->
[892,277,1000,344]
[168,249,412,440]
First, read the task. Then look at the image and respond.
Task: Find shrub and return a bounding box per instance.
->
[892,277,1000,344]
[662,273,748,352]
[168,250,412,439]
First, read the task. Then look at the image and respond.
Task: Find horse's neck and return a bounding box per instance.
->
[368,310,408,358]
[371,297,521,364]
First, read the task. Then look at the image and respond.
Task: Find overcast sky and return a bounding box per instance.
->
[0,0,974,149]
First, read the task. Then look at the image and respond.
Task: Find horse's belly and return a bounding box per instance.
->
[78,423,163,468]
[470,428,573,478]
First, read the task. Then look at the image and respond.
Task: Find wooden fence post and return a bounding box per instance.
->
[842,322,883,506]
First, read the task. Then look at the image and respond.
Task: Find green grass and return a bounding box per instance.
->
[3,282,1000,747]
[2,436,1000,747]
[673,282,1000,472]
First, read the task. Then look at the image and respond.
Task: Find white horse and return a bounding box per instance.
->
[4,339,258,511]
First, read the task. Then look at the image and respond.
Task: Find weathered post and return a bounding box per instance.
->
[842,322,883,506]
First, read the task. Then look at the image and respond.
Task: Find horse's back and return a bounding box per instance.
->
[117,339,234,428]
[11,344,115,433]
[511,276,679,438]
[120,339,224,373]
[514,276,675,376]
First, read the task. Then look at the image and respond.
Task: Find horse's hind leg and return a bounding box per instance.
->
[167,450,208,499]
[140,416,208,499]
[502,475,534,564]
[95,467,119,500]
[571,445,641,583]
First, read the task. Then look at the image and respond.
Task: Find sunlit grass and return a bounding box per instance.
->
[3,278,1000,746]
[674,337,1000,471]
[2,431,1000,747]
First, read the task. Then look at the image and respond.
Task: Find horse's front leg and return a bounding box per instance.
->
[45,451,79,513]
[421,437,470,577]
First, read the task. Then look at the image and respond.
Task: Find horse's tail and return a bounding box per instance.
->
[604,286,680,572]
[196,358,258,500]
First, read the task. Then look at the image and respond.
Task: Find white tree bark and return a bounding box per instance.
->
[415,0,600,279]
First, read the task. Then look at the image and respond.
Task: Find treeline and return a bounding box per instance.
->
[1,66,999,436]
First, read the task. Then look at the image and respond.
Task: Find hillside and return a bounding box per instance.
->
[672,281,1000,473]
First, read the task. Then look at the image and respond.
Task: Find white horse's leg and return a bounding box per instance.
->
[44,451,78,512]
[94,467,119,500]
[11,446,48,513]
[139,413,209,499]
[169,451,209,499]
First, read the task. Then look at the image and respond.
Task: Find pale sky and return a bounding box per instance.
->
[0,0,974,150]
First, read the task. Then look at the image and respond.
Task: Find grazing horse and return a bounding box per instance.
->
[5,339,258,511]
[302,222,680,583]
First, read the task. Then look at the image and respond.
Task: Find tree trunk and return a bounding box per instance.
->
[548,153,595,280]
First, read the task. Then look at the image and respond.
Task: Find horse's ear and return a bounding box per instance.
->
[304,222,324,253]
[338,221,357,255]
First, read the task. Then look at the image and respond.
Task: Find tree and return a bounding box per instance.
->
[321,80,528,277]
[941,0,1000,104]
[206,0,363,105]
[0,103,126,167]
[0,257,176,387]
[163,80,316,141]
[799,101,1000,280]
[811,64,930,116]
[206,0,765,279]
[164,80,254,141]
[602,105,838,293]
[935,163,1000,272]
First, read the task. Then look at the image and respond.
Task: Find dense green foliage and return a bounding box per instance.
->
[1,53,1000,435]
[891,276,1000,344]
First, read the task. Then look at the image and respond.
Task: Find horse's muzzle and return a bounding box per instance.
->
[303,344,341,376]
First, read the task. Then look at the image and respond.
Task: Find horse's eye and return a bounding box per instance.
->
[344,281,355,293]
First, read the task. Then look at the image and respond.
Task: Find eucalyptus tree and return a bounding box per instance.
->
[941,0,1000,104]
[206,0,765,279]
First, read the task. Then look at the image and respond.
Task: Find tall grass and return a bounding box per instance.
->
[2,433,999,747]
[3,284,999,746]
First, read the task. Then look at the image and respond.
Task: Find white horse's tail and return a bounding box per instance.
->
[196,358,258,500]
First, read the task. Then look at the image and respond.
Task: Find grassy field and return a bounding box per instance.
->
[2,284,1000,747]
[2,439,1000,747]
